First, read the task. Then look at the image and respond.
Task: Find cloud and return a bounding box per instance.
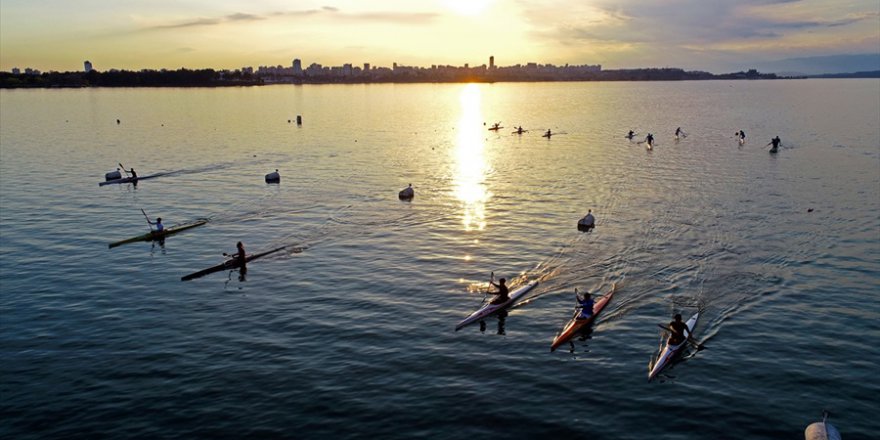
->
[143,6,438,31]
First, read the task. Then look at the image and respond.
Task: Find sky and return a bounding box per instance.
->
[1,0,878,73]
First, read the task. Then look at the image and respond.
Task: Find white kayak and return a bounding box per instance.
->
[648,311,699,381]
[455,281,538,331]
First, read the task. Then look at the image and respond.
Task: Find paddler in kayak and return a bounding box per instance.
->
[667,313,689,345]
[514,126,525,134]
[129,168,138,180]
[147,217,165,233]
[645,133,655,147]
[489,277,509,305]
[577,291,594,319]
[626,130,636,140]
[767,136,781,152]
[225,241,247,269]
[544,129,552,138]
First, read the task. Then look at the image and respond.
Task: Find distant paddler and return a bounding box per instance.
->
[736,130,746,144]
[224,241,247,270]
[399,183,414,200]
[675,127,687,139]
[488,122,502,131]
[625,130,636,140]
[513,126,526,134]
[641,133,655,149]
[543,129,553,138]
[488,277,510,305]
[767,136,782,153]
[143,212,164,233]
[576,291,594,319]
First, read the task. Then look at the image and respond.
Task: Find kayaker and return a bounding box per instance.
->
[489,278,509,305]
[626,130,635,139]
[667,313,689,345]
[516,126,524,134]
[147,217,164,233]
[675,127,682,138]
[545,129,552,137]
[738,130,746,142]
[577,291,594,319]
[645,133,654,146]
[228,241,247,268]
[767,136,781,151]
[130,168,138,180]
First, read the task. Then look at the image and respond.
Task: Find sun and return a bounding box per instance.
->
[444,0,493,17]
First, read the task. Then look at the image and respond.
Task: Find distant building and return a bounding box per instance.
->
[84,60,93,72]
[489,56,495,70]
[292,59,302,76]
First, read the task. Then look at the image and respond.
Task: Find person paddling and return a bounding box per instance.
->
[129,168,138,180]
[579,209,595,229]
[545,129,552,138]
[147,216,164,233]
[577,291,594,319]
[626,130,636,140]
[667,313,689,346]
[675,127,684,138]
[767,136,781,151]
[489,277,510,305]
[737,130,746,143]
[228,241,247,268]
[645,133,654,147]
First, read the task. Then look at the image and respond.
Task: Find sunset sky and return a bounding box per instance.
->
[1,0,878,72]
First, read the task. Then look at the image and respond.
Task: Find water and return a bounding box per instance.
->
[1,80,879,439]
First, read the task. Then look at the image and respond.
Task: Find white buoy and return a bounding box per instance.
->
[805,411,842,440]
[265,169,280,184]
[398,183,414,200]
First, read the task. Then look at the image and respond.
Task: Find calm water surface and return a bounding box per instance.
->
[2,80,879,439]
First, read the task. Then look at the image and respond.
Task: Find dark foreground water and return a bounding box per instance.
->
[1,80,879,439]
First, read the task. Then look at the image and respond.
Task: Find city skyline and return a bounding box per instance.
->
[1,0,878,73]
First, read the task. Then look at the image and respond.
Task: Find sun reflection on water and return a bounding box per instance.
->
[454,84,490,231]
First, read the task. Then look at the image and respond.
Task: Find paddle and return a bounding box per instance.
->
[119,162,130,177]
[140,208,155,232]
[657,324,705,350]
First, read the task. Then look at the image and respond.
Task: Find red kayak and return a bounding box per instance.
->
[550,283,616,352]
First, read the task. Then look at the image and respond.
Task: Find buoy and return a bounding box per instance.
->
[265,169,280,184]
[805,411,841,440]
[577,209,596,230]
[105,169,122,181]
[398,183,414,200]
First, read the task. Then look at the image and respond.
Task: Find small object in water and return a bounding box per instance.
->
[807,208,814,213]
[288,119,291,123]
[577,209,596,230]
[265,169,280,184]
[296,115,302,125]
[399,183,414,200]
[116,119,120,124]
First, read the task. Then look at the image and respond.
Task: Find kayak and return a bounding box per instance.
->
[550,283,616,352]
[455,280,538,331]
[109,220,208,248]
[181,245,287,281]
[488,126,503,131]
[99,172,168,186]
[648,311,699,381]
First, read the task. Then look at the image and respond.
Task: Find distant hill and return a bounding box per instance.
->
[753,54,880,76]
[807,70,880,79]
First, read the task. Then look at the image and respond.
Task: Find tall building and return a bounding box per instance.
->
[292,59,303,76]
[489,56,495,70]
[84,60,93,72]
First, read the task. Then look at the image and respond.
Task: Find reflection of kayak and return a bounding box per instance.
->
[455,281,538,331]
[109,220,208,248]
[648,312,699,381]
[550,284,616,351]
[181,246,287,281]
[99,172,168,186]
